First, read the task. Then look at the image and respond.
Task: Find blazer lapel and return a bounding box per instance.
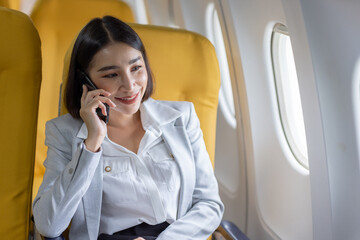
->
[161,124,196,218]
[144,98,196,218]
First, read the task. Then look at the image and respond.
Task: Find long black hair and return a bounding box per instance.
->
[65,16,154,118]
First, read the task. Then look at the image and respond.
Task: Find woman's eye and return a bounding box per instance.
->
[131,65,142,72]
[104,73,117,78]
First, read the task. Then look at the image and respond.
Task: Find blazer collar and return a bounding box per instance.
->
[76,122,88,139]
[76,98,183,139]
[141,98,183,128]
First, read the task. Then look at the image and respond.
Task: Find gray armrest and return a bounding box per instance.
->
[43,236,65,240]
[216,220,250,240]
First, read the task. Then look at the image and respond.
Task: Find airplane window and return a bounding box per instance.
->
[271,24,309,168]
[206,3,236,128]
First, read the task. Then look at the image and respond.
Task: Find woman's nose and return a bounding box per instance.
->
[121,74,135,91]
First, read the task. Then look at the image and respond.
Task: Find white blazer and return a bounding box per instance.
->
[33,98,224,240]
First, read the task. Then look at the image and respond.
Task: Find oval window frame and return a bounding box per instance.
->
[271,23,309,169]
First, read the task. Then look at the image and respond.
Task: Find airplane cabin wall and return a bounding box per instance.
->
[223,0,313,239]
[282,1,360,239]
[280,1,333,239]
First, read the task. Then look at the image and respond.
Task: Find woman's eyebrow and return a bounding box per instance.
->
[96,56,141,72]
[128,56,141,64]
[97,65,119,72]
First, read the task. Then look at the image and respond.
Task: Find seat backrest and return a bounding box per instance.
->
[60,23,221,165]
[0,0,20,10]
[0,6,41,238]
[30,0,135,199]
[0,0,9,7]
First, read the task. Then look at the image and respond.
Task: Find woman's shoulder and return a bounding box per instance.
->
[46,113,83,136]
[148,98,193,112]
[145,98,196,125]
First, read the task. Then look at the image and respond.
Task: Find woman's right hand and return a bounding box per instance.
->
[79,85,116,152]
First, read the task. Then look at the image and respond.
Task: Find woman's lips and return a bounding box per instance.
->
[115,91,140,104]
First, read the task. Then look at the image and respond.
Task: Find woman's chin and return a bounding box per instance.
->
[110,104,141,117]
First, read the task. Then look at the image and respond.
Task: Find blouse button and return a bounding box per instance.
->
[105,166,111,172]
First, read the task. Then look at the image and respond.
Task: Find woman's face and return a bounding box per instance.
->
[87,42,148,117]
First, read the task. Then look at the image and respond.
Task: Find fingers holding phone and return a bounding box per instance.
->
[80,84,116,152]
[81,85,115,116]
[79,71,113,123]
[80,84,116,118]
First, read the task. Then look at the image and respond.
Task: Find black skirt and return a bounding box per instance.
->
[97,222,170,240]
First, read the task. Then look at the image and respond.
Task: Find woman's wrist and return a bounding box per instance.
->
[84,138,102,152]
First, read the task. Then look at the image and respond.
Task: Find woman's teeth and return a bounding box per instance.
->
[118,93,138,101]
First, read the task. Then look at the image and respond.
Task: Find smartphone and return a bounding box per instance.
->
[78,71,110,124]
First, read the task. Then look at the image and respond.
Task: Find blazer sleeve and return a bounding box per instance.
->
[157,103,224,240]
[32,120,102,238]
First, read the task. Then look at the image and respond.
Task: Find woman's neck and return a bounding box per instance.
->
[106,109,145,154]
[107,109,142,129]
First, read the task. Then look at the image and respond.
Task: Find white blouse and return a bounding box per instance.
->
[99,106,181,235]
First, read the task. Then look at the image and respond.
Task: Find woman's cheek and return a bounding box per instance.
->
[139,69,148,83]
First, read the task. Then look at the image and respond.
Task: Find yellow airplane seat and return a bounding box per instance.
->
[8,0,20,10]
[0,0,21,10]
[0,0,9,7]
[0,6,41,239]
[30,0,135,200]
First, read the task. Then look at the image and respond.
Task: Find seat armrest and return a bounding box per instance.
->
[43,236,65,240]
[215,220,250,240]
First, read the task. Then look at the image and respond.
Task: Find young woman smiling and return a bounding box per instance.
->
[33,16,224,240]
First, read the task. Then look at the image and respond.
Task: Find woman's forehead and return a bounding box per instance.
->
[89,42,143,69]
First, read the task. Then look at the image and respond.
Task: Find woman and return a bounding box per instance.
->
[33,16,224,240]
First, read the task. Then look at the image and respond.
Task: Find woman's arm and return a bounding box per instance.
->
[157,103,224,240]
[33,85,115,237]
[33,119,102,237]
